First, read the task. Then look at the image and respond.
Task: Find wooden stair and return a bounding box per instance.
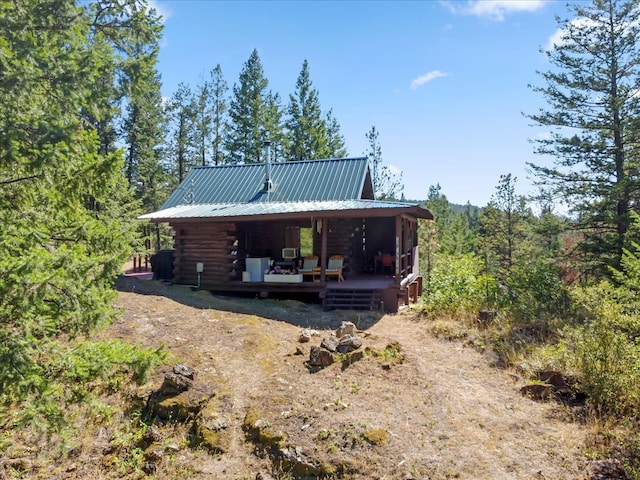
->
[323,289,382,310]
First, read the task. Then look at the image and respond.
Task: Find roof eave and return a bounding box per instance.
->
[141,204,433,223]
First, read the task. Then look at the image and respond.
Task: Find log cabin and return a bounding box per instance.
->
[140,155,433,312]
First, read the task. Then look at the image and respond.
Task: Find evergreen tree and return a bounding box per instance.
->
[225,49,280,163]
[194,77,212,167]
[527,0,640,276]
[0,0,141,403]
[425,184,475,256]
[286,59,328,160]
[479,174,530,282]
[114,0,166,213]
[263,91,287,162]
[325,108,348,158]
[426,184,454,237]
[365,126,403,199]
[209,64,229,165]
[121,51,166,212]
[165,83,197,184]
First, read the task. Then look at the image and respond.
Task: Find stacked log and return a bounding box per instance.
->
[171,222,239,286]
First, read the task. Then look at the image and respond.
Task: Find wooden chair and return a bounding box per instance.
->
[299,255,319,279]
[325,255,344,282]
[381,254,393,275]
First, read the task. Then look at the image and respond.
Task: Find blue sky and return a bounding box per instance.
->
[152,0,572,206]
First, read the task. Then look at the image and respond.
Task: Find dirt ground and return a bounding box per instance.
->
[96,273,591,480]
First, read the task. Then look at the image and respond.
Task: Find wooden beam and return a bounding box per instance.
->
[320,218,328,282]
[395,215,401,285]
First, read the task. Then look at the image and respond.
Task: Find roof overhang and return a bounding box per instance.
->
[139,200,434,223]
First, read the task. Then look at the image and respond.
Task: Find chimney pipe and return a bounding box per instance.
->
[263,140,272,192]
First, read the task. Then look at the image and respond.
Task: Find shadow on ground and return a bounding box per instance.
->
[114,274,384,330]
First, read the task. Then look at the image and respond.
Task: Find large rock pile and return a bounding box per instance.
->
[133,364,232,473]
[305,321,364,369]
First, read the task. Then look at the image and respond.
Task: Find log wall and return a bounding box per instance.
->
[171,221,240,286]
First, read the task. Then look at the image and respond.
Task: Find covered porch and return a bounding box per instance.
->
[166,207,426,312]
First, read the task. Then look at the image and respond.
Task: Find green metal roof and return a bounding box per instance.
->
[160,157,373,210]
[142,157,434,222]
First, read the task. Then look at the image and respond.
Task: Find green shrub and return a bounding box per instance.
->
[1,339,167,432]
[420,253,497,318]
[568,284,640,418]
[507,260,571,333]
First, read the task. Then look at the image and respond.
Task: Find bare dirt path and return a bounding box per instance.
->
[108,276,588,479]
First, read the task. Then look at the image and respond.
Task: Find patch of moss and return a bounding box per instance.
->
[365,342,404,366]
[364,428,388,445]
[243,407,287,449]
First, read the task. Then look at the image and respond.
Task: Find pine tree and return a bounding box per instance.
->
[365,126,403,199]
[325,109,347,158]
[286,59,328,160]
[165,83,197,184]
[479,174,530,283]
[209,64,229,165]
[527,0,640,276]
[116,0,166,213]
[225,49,280,164]
[0,0,143,403]
[194,77,212,167]
[425,184,475,255]
[263,91,287,162]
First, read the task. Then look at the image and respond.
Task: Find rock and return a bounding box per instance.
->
[520,383,552,400]
[277,446,321,476]
[147,384,215,422]
[256,472,275,480]
[162,372,194,394]
[173,364,196,379]
[309,346,335,367]
[144,425,163,444]
[320,336,339,352]
[536,370,572,395]
[194,395,233,453]
[299,329,312,342]
[144,446,164,462]
[243,408,288,449]
[341,349,365,367]
[337,334,363,353]
[336,321,356,338]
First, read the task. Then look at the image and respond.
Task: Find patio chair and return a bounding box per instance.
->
[299,255,319,279]
[325,255,344,282]
[381,254,394,275]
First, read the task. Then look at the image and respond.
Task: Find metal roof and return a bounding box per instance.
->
[139,199,434,221]
[160,157,371,210]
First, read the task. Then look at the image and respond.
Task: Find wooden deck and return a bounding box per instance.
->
[207,274,417,312]
[208,274,393,293]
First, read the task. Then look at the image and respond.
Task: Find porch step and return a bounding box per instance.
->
[323,289,382,310]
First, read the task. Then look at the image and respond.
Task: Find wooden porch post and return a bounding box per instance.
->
[320,218,328,282]
[395,215,401,285]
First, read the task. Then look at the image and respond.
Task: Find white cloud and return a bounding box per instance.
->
[387,164,403,176]
[443,0,547,22]
[148,0,172,23]
[545,17,598,51]
[410,70,448,90]
[533,131,553,141]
